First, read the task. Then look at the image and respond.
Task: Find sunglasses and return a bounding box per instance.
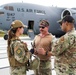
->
[39,26,45,29]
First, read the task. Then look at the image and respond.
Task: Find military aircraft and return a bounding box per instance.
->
[0,2,76,39]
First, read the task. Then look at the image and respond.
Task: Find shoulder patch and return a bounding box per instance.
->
[59,36,64,42]
[16,49,22,56]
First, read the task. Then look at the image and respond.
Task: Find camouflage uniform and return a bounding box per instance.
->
[33,33,52,75]
[52,28,76,75]
[34,60,51,75]
[7,37,31,75]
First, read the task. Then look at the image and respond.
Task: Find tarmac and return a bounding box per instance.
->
[0,36,56,75]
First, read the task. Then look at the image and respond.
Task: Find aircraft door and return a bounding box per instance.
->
[27,20,35,39]
[28,21,34,30]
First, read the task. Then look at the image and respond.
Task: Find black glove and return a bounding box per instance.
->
[30,48,34,54]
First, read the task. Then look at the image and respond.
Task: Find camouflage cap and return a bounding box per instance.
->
[40,20,49,26]
[11,20,26,28]
[57,15,75,25]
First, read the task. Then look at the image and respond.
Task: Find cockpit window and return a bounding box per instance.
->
[4,6,14,11]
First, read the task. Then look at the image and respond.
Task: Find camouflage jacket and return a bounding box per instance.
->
[7,37,31,67]
[52,28,76,68]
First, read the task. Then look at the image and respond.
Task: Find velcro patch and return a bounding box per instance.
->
[16,49,22,56]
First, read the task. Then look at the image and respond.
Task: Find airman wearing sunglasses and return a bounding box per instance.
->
[32,20,54,75]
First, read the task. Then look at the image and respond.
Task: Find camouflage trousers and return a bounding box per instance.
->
[55,64,76,75]
[10,66,26,75]
[34,60,52,75]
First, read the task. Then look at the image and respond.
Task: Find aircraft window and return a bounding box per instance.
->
[9,6,14,11]
[4,6,14,11]
[0,12,4,15]
[4,6,9,10]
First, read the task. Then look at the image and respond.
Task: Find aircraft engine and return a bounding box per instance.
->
[61,8,76,23]
[61,8,76,28]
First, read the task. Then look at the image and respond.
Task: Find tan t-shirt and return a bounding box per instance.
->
[33,33,53,60]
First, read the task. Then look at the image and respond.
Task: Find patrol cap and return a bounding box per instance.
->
[58,15,75,25]
[11,20,26,28]
[40,20,49,27]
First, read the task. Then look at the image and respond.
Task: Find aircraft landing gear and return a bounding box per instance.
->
[4,34,8,40]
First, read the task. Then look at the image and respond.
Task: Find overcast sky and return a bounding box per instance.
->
[0,0,76,8]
